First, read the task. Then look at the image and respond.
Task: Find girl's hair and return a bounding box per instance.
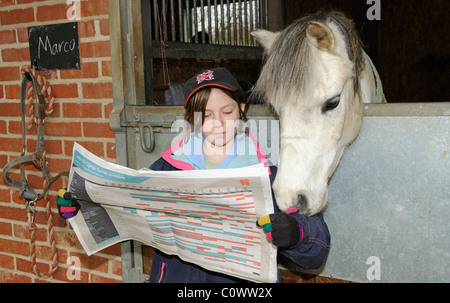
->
[184,87,249,132]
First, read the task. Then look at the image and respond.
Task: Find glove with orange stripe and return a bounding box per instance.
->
[257,213,302,248]
[57,188,80,219]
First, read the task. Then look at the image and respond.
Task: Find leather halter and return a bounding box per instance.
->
[2,72,68,210]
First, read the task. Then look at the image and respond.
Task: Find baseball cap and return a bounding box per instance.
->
[183,67,242,108]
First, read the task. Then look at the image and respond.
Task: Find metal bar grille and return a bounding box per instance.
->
[150,0,268,47]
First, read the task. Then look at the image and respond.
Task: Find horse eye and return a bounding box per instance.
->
[322,96,340,113]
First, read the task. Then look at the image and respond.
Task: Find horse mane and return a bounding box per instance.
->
[252,11,365,107]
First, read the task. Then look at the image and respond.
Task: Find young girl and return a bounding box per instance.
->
[58,68,330,283]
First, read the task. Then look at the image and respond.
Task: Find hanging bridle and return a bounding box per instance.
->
[2,71,69,277]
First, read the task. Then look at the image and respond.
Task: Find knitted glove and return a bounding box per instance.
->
[257,212,302,248]
[57,188,80,219]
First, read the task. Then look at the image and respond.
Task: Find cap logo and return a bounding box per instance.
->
[196,70,214,84]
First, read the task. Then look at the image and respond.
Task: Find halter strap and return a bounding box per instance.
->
[2,72,69,202]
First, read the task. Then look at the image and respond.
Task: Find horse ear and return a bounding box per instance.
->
[251,29,278,51]
[306,21,335,51]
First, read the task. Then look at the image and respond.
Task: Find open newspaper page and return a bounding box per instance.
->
[67,143,277,283]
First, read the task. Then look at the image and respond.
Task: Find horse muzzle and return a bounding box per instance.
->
[294,190,327,216]
[273,182,327,217]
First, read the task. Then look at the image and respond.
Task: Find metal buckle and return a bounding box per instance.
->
[25,198,38,224]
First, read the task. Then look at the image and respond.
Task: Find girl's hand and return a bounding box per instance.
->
[257,213,302,248]
[57,188,80,219]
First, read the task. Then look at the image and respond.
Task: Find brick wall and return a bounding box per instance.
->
[0,0,122,283]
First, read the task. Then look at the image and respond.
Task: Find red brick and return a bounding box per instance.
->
[2,47,30,62]
[45,157,71,173]
[0,120,6,134]
[13,223,47,242]
[7,121,33,135]
[80,40,111,58]
[0,137,22,152]
[17,27,28,43]
[36,4,68,22]
[51,83,78,98]
[0,154,7,167]
[101,243,121,257]
[101,60,111,77]
[0,238,29,256]
[99,19,110,36]
[0,270,33,283]
[45,121,82,137]
[64,140,104,157]
[35,244,56,261]
[0,8,34,25]
[80,0,109,17]
[16,253,65,278]
[4,84,20,99]
[112,259,122,276]
[23,139,39,154]
[63,102,102,118]
[83,122,114,138]
[0,205,28,222]
[106,141,116,159]
[12,120,31,136]
[78,20,96,38]
[60,61,98,79]
[15,257,44,274]
[16,0,46,3]
[0,66,20,81]
[43,139,63,155]
[0,102,20,116]
[54,230,82,249]
[0,253,14,269]
[0,221,12,237]
[103,101,113,119]
[82,82,112,99]
[90,273,122,283]
[0,188,10,202]
[0,29,16,44]
[0,0,15,7]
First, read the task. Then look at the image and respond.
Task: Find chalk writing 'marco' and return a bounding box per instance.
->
[37,35,77,59]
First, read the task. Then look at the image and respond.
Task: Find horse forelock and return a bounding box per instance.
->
[252,16,312,109]
[252,11,364,107]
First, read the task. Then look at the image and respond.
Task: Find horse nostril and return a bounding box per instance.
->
[296,194,308,212]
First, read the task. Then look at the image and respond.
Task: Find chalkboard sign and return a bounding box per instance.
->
[28,22,80,71]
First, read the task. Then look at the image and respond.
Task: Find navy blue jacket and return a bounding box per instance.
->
[148,156,330,283]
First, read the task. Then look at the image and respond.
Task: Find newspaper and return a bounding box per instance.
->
[67,143,277,283]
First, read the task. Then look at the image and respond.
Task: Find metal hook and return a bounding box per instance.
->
[138,122,155,153]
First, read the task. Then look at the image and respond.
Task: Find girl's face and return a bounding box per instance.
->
[202,88,245,149]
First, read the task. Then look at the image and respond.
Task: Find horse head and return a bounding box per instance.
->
[252,12,379,216]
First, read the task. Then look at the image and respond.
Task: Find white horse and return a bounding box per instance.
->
[252,11,385,216]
